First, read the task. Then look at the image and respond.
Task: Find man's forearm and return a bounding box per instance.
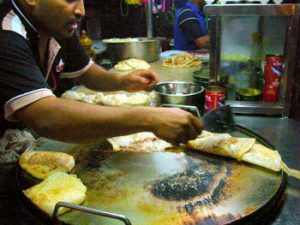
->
[17,97,152,143]
[75,63,123,91]
[194,35,210,49]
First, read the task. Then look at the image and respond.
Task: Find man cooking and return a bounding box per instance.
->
[174,0,210,50]
[0,0,203,146]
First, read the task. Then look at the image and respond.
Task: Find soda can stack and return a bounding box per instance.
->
[262,54,283,102]
[204,85,226,113]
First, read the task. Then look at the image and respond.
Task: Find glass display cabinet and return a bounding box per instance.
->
[204,4,300,117]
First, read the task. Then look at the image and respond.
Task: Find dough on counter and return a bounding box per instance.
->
[93,92,105,104]
[61,90,86,101]
[126,93,151,106]
[114,58,150,71]
[81,95,97,104]
[102,93,151,106]
[23,171,87,216]
[102,93,128,106]
[61,89,153,106]
[19,151,75,180]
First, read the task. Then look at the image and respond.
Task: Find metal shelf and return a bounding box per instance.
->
[204,4,300,117]
[226,101,284,115]
[204,4,300,16]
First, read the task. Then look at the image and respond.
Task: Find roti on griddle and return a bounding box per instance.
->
[187,131,300,179]
[187,131,256,161]
[19,151,75,180]
[108,132,172,152]
[23,171,87,216]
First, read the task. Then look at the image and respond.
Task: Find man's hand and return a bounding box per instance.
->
[121,70,159,92]
[147,107,204,146]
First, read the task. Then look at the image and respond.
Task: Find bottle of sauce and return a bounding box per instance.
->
[80,30,95,58]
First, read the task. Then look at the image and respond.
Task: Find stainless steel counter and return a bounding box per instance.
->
[235,116,300,225]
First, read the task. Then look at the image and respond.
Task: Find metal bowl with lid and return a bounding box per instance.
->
[102,37,161,62]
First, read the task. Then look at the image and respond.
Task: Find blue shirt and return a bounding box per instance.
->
[174,2,208,51]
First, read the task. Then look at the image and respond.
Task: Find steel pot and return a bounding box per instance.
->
[154,82,205,113]
[102,38,161,62]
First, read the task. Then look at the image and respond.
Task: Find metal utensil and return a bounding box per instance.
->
[202,105,235,133]
[159,103,235,133]
[53,202,132,225]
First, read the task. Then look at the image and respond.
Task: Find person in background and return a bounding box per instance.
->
[174,0,210,50]
[0,0,203,146]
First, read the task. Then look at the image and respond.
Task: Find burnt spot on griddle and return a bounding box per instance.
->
[75,148,108,171]
[178,164,232,214]
[151,170,215,201]
[150,155,228,202]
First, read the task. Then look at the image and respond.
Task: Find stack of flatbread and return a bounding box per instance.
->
[114,58,150,71]
[19,151,87,215]
[187,131,300,179]
[162,53,202,68]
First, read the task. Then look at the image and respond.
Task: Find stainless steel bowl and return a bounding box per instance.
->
[103,37,161,62]
[154,82,205,107]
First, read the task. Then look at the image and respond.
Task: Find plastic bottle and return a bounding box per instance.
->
[80,30,95,57]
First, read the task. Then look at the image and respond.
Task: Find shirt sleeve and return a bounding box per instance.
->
[178,8,206,42]
[0,31,54,121]
[59,34,94,79]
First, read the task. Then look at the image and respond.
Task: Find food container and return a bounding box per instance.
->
[80,30,95,57]
[204,85,226,113]
[154,82,205,112]
[102,38,161,63]
[193,70,210,88]
[193,64,228,88]
[236,88,262,101]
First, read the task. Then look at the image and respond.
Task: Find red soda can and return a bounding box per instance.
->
[204,85,226,113]
[262,54,283,102]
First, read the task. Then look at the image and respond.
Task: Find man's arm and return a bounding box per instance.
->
[194,35,210,49]
[75,63,158,92]
[16,96,203,145]
[178,8,209,50]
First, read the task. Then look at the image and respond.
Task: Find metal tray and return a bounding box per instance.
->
[15,125,286,225]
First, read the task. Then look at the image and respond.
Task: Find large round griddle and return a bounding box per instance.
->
[16,125,286,225]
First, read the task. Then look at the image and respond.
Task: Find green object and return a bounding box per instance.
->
[193,69,210,87]
[236,88,262,101]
